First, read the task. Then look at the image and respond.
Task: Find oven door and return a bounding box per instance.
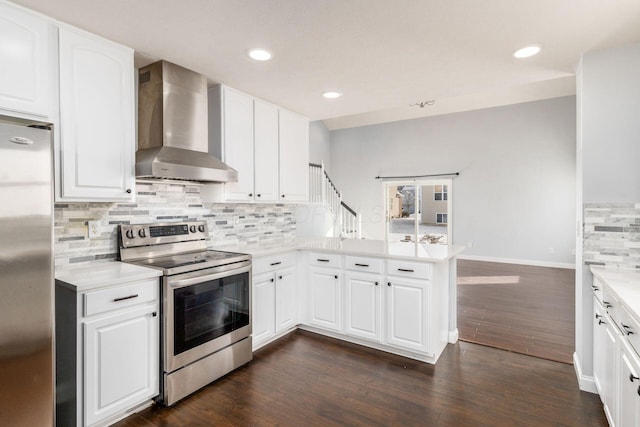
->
[163,261,252,373]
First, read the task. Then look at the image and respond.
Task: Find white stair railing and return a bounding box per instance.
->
[309,163,361,239]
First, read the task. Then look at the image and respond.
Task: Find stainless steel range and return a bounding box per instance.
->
[118,221,252,406]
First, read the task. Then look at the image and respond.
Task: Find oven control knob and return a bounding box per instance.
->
[125,229,135,239]
[198,224,205,232]
[138,229,146,238]
[189,225,196,233]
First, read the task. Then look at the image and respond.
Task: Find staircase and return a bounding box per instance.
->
[309,163,361,239]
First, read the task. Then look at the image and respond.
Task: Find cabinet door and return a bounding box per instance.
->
[385,278,430,353]
[0,2,53,118]
[307,267,341,332]
[254,99,279,202]
[345,272,382,342]
[84,305,158,426]
[278,109,309,202]
[275,267,297,333]
[252,272,276,349]
[619,341,640,427]
[223,87,254,201]
[593,299,606,396]
[58,26,135,201]
[603,316,620,426]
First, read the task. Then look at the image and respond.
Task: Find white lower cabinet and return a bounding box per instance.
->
[594,299,607,396]
[603,313,621,426]
[344,271,382,342]
[385,277,430,354]
[251,253,298,350]
[84,305,158,426]
[55,275,159,427]
[619,339,640,427]
[307,266,342,332]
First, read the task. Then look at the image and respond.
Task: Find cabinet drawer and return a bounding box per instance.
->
[621,306,640,357]
[308,252,342,268]
[84,278,158,317]
[344,256,383,274]
[386,259,432,279]
[253,252,296,274]
[592,276,604,304]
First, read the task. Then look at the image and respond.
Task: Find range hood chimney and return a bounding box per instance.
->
[136,60,237,182]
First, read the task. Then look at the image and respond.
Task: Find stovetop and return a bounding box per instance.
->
[124,249,251,276]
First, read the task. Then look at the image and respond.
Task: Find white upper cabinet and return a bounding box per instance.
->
[220,86,254,201]
[279,109,309,202]
[208,84,309,203]
[253,99,279,202]
[57,26,135,201]
[0,1,55,118]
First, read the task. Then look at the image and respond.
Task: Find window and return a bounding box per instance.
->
[434,185,448,201]
[436,213,448,224]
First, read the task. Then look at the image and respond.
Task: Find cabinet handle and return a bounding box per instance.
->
[270,261,282,266]
[622,324,635,335]
[387,282,391,287]
[591,285,599,291]
[355,263,369,267]
[113,294,138,302]
[598,319,606,325]
[282,194,285,198]
[603,301,612,308]
[270,278,274,282]
[637,385,640,397]
[257,194,261,197]
[249,193,253,197]
[595,314,602,319]
[126,188,132,194]
[317,259,330,262]
[375,282,379,286]
[334,275,338,279]
[630,373,639,382]
[398,268,414,273]
[151,312,157,317]
[279,275,283,280]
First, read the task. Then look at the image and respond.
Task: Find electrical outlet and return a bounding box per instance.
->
[467,242,473,248]
[88,221,100,238]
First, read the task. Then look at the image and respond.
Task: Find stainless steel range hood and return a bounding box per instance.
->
[136,60,237,182]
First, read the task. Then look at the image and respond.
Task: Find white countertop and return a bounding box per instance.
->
[56,261,162,292]
[212,237,465,262]
[591,266,640,322]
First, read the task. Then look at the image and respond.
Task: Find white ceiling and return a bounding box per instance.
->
[12,0,640,129]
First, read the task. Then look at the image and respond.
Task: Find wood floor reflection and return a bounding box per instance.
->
[457,259,575,364]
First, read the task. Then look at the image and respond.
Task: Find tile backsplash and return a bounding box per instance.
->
[583,202,640,269]
[54,181,296,267]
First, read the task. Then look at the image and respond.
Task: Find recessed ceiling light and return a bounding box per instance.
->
[513,45,541,59]
[247,48,272,61]
[322,91,342,99]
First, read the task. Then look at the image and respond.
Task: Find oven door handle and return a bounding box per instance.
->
[167,262,252,289]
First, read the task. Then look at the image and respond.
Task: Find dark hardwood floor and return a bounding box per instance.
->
[115,330,604,427]
[457,259,575,364]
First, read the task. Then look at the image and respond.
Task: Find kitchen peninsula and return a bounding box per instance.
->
[215,237,464,364]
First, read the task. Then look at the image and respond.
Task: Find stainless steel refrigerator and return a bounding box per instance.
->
[0,121,54,426]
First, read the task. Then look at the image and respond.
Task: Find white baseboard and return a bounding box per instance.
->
[448,329,459,344]
[457,254,575,270]
[573,352,598,394]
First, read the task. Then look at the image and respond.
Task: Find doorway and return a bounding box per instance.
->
[384,179,452,252]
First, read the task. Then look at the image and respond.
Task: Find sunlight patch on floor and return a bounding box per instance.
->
[458,275,521,285]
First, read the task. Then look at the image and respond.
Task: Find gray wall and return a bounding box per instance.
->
[309,120,332,173]
[330,96,577,265]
